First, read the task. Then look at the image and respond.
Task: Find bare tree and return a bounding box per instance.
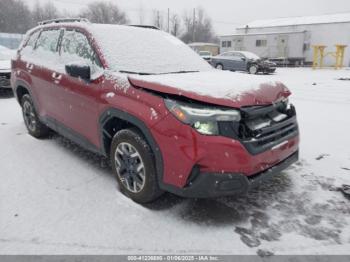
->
[181,9,195,43]
[32,1,60,24]
[0,0,32,33]
[170,14,181,37]
[80,1,128,24]
[181,7,217,44]
[152,10,164,30]
[138,4,145,25]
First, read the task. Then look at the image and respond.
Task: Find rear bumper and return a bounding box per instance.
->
[168,150,298,198]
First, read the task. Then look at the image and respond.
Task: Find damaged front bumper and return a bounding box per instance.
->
[170,150,299,198]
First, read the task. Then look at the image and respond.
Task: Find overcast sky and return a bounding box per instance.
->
[23,0,350,35]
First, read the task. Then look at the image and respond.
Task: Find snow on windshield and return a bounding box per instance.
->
[240,51,260,60]
[90,24,212,74]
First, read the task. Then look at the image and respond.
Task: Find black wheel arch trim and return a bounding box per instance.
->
[99,108,170,190]
[13,80,38,108]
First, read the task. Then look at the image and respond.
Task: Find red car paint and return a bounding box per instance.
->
[12,22,299,197]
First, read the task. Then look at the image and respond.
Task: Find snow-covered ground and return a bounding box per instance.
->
[0,68,350,255]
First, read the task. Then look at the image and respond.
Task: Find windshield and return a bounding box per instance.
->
[91,24,212,74]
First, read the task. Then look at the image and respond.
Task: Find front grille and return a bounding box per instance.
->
[218,101,299,155]
[0,73,11,88]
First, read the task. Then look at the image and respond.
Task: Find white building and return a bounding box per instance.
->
[188,42,220,56]
[219,13,350,66]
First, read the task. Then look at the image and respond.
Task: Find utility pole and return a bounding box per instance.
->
[157,10,160,29]
[192,8,196,42]
[167,8,170,33]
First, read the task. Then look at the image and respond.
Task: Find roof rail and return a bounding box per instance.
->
[129,25,160,30]
[38,18,90,26]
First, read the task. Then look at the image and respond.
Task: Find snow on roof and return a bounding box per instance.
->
[221,30,306,37]
[26,21,212,74]
[240,12,350,28]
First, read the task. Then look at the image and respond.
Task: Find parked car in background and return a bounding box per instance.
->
[211,51,277,74]
[199,51,212,62]
[12,19,299,203]
[0,45,16,90]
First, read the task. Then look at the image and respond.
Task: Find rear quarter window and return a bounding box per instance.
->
[20,30,40,55]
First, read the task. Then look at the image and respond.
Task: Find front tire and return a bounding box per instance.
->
[21,94,50,138]
[110,129,163,203]
[248,65,258,74]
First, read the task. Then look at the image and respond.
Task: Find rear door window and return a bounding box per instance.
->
[35,30,61,53]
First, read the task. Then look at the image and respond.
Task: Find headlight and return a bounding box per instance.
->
[164,99,241,135]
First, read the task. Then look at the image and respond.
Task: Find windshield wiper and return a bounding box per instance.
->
[160,70,199,75]
[119,70,153,75]
[119,70,200,75]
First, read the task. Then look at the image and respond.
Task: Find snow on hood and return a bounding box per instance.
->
[0,48,16,60]
[128,70,291,108]
[0,47,15,71]
[0,60,11,71]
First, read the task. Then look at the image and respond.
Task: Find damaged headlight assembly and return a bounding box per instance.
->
[164,99,241,135]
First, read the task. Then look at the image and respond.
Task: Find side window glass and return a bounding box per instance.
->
[21,30,40,56]
[35,30,60,53]
[26,31,40,49]
[61,30,103,77]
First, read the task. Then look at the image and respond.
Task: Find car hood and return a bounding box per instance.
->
[0,60,11,72]
[128,70,290,108]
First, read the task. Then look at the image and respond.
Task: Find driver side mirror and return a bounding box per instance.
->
[241,57,246,61]
[65,63,91,81]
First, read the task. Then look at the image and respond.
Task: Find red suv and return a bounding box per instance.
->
[11,19,299,203]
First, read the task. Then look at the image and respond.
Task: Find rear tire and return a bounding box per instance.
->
[110,128,163,203]
[216,64,224,70]
[21,94,50,138]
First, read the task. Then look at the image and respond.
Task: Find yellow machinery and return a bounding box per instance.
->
[312,45,347,69]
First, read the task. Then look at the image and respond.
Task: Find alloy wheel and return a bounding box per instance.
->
[23,101,37,132]
[249,65,258,74]
[216,64,223,70]
[115,142,146,193]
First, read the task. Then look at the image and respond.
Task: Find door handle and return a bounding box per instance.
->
[26,63,34,71]
[52,72,62,83]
